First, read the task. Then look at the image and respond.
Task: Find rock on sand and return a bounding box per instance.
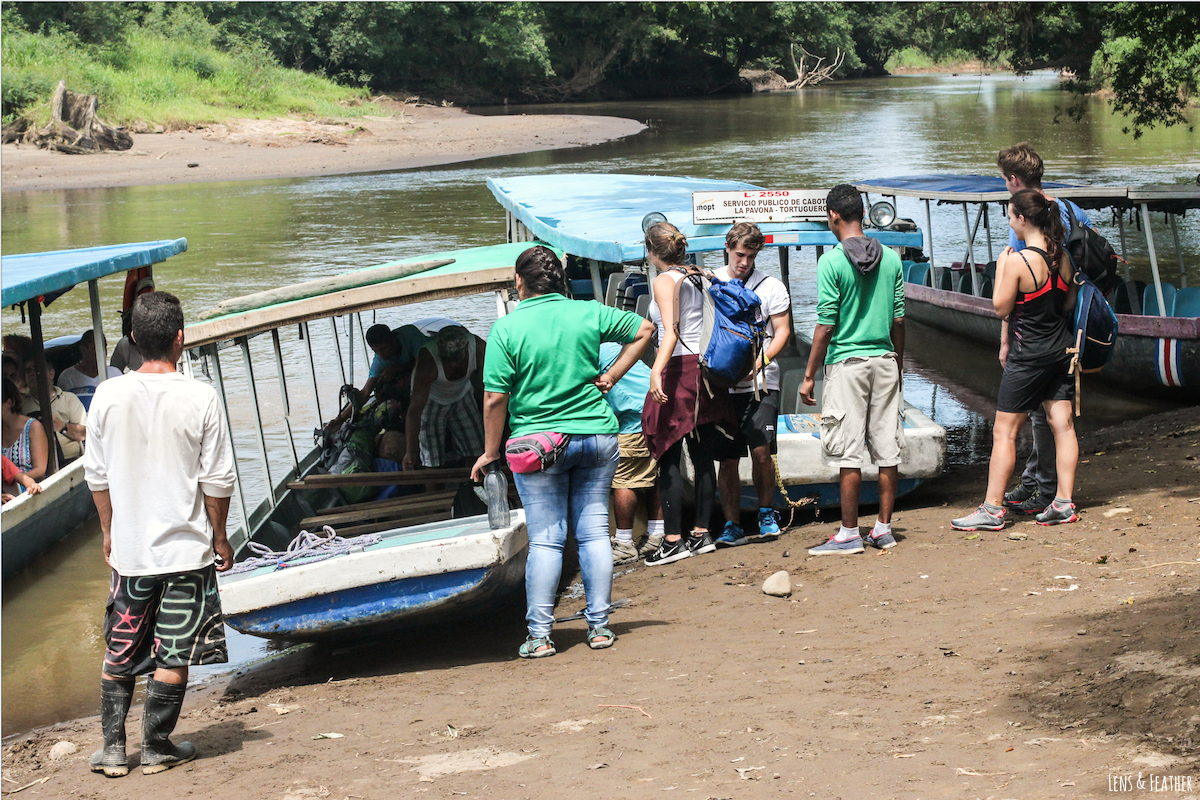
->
[763,571,791,597]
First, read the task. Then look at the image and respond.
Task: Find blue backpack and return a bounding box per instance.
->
[672,268,766,388]
[1070,271,1119,373]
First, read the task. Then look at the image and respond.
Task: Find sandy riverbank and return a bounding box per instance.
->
[4,405,1198,798]
[0,99,646,193]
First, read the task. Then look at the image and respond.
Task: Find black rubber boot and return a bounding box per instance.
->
[90,678,134,777]
[140,679,196,774]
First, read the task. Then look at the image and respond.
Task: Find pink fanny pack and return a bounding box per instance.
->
[505,432,571,474]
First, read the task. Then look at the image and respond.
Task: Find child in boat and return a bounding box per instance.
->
[2,453,43,502]
[952,189,1080,531]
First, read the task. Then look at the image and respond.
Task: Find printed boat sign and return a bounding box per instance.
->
[692,190,827,224]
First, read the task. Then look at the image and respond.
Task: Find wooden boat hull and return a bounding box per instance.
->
[219,512,528,641]
[1,460,95,578]
[904,283,1200,401]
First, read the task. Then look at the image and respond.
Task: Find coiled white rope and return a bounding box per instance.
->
[228,525,384,574]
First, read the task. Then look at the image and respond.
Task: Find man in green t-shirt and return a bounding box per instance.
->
[799,184,906,555]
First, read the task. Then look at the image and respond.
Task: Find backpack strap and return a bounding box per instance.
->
[1015,250,1045,292]
[669,266,707,355]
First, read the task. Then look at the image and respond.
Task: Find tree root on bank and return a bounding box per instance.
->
[3,81,132,154]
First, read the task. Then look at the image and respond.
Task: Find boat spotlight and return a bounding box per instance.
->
[869,201,896,229]
[641,211,668,233]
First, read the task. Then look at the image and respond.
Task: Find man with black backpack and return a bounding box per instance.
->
[996,143,1093,517]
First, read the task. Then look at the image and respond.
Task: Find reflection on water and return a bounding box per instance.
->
[2,72,1194,737]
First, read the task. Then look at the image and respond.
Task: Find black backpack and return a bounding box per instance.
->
[1063,202,1121,295]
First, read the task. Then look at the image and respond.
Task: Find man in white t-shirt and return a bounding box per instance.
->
[713,222,793,545]
[84,292,235,778]
[57,329,123,412]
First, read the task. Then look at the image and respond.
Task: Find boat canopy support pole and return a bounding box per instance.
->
[271,329,300,472]
[1170,214,1186,289]
[356,313,370,368]
[88,279,108,380]
[984,204,993,262]
[330,318,347,387]
[780,246,798,348]
[1116,212,1131,280]
[963,204,980,296]
[347,314,355,388]
[207,344,251,538]
[587,259,603,301]
[923,199,935,280]
[26,298,59,476]
[302,322,323,424]
[238,337,275,509]
[1140,203,1168,316]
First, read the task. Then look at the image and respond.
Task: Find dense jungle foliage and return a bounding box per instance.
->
[2,2,1196,137]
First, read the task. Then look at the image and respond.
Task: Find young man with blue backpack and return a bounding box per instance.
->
[800,185,907,555]
[712,222,794,546]
[997,143,1094,516]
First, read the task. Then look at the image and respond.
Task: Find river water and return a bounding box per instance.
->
[2,72,1195,737]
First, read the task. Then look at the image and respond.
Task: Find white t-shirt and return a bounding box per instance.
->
[57,364,123,410]
[714,266,792,393]
[648,270,704,358]
[84,371,236,577]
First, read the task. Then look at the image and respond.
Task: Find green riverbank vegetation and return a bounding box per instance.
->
[2,2,1195,138]
[1,4,377,129]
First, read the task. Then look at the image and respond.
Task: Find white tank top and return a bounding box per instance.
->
[424,338,477,405]
[648,269,704,358]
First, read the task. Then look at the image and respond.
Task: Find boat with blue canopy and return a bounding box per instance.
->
[1,238,188,577]
[187,242,539,641]
[487,173,947,509]
[854,176,1200,399]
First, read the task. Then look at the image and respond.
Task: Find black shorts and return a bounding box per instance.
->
[996,358,1074,414]
[720,390,780,459]
[103,564,227,677]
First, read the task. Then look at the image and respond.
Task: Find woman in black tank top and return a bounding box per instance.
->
[951,189,1081,532]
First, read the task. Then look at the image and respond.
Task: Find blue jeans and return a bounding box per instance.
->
[513,434,618,639]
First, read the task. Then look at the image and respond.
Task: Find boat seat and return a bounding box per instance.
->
[1142,282,1177,317]
[605,272,630,307]
[623,282,650,311]
[979,277,993,299]
[569,278,594,300]
[905,262,932,287]
[1108,280,1145,315]
[985,261,997,280]
[956,273,976,294]
[1172,286,1200,318]
[635,293,652,318]
[938,268,955,291]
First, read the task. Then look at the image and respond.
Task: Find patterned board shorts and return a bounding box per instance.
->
[103,564,228,677]
[418,393,486,467]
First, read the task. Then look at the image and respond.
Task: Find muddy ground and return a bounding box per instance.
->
[0,97,645,192]
[3,406,1198,799]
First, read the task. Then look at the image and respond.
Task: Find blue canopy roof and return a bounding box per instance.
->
[855,175,1129,208]
[1,239,188,307]
[487,174,921,264]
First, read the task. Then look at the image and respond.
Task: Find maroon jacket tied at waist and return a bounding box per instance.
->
[641,354,735,461]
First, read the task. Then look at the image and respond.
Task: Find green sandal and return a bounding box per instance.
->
[518,635,556,659]
[587,626,616,650]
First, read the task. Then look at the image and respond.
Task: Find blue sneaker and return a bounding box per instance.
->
[866,530,897,549]
[807,535,865,556]
[715,521,748,548]
[750,508,780,541]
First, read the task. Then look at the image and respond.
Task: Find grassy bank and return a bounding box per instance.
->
[1,10,380,128]
[885,46,1005,74]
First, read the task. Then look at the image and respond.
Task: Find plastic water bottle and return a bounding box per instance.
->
[483,464,511,529]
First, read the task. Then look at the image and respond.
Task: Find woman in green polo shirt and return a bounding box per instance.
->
[471,246,654,658]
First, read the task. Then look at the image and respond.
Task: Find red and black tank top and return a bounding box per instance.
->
[1009,246,1073,366]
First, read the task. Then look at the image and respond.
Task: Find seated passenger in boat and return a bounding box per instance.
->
[2,454,43,503]
[324,317,457,433]
[56,330,122,412]
[403,325,486,470]
[20,363,87,463]
[2,377,49,485]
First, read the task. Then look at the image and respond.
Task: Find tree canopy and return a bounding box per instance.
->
[3,2,1195,136]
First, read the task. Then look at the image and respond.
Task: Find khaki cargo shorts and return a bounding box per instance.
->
[612,432,659,489]
[820,353,905,469]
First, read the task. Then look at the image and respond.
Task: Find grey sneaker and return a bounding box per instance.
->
[1007,491,1050,515]
[951,504,1006,531]
[1036,500,1078,525]
[638,532,664,557]
[1003,484,1036,505]
[612,539,639,564]
[807,535,865,555]
[866,530,897,549]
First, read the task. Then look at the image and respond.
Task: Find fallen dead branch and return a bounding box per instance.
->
[598,704,652,719]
